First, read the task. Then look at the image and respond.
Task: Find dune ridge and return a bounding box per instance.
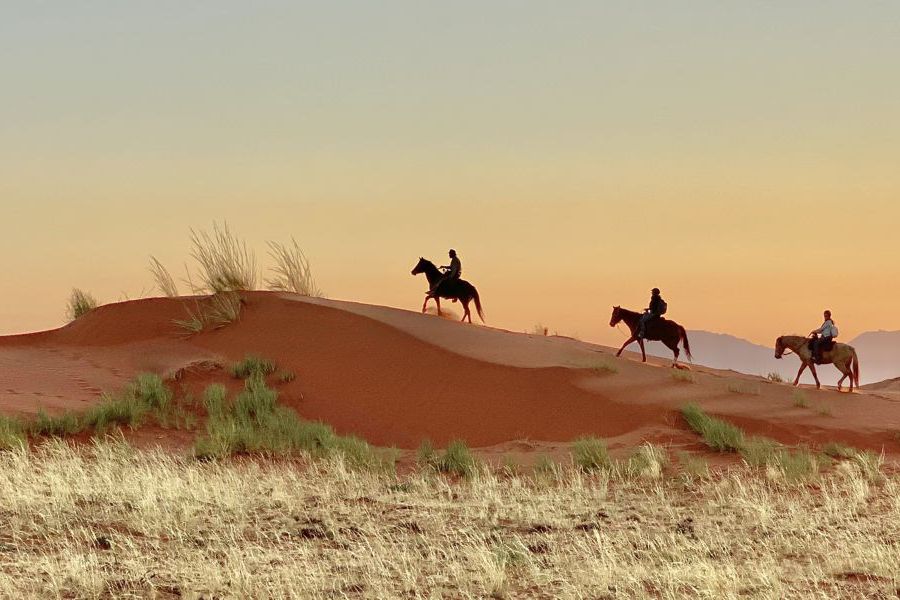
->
[1,292,898,456]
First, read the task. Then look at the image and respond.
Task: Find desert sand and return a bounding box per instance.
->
[1,291,898,459]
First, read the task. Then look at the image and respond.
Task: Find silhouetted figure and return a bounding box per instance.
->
[637,288,667,339]
[809,310,838,363]
[429,249,462,295]
[411,257,484,323]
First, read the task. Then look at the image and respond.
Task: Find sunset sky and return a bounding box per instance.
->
[2,2,898,347]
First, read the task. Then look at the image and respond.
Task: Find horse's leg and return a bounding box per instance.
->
[837,372,846,392]
[461,299,471,322]
[616,336,636,357]
[435,297,442,316]
[793,362,807,386]
[638,338,646,363]
[808,363,821,389]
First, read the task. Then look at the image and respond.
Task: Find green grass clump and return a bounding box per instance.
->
[83,373,173,432]
[194,377,385,470]
[572,436,610,472]
[671,370,695,384]
[792,390,809,408]
[766,372,784,383]
[681,404,744,453]
[620,442,668,479]
[66,288,98,321]
[739,436,782,467]
[677,452,710,480]
[0,416,25,450]
[435,440,477,477]
[230,355,277,379]
[27,410,83,437]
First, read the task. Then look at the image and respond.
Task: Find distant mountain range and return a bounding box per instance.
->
[646,329,900,386]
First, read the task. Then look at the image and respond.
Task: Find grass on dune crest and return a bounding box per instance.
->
[190,221,258,293]
[65,288,98,321]
[148,256,179,297]
[230,354,277,379]
[418,439,479,478]
[0,439,896,598]
[267,238,323,297]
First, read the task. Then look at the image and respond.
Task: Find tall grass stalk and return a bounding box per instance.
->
[267,239,322,297]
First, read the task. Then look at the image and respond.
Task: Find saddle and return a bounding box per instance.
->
[807,337,835,353]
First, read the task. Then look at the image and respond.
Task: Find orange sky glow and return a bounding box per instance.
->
[1,3,898,347]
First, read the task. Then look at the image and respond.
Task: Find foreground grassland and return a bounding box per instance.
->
[0,442,898,599]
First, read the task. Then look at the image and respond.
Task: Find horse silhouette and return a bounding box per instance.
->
[609,306,692,367]
[411,257,484,323]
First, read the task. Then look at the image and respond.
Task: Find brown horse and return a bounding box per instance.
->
[774,335,860,392]
[609,306,692,366]
[411,257,485,323]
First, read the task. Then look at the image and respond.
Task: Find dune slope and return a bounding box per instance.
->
[1,292,898,454]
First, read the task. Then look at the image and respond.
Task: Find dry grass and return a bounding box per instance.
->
[190,222,258,293]
[148,256,179,297]
[727,381,761,395]
[173,293,243,335]
[0,440,897,598]
[267,238,322,297]
[671,370,695,384]
[65,288,98,321]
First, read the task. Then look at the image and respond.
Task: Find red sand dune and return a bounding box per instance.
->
[2,291,899,456]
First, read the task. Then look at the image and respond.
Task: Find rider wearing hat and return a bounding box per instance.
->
[638,288,667,339]
[428,249,462,294]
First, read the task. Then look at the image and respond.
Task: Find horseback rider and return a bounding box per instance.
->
[637,288,667,339]
[809,310,838,363]
[428,249,462,295]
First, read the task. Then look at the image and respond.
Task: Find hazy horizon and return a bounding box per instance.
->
[3,2,898,347]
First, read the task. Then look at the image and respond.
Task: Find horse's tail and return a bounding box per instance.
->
[679,325,692,361]
[852,347,860,388]
[472,287,485,323]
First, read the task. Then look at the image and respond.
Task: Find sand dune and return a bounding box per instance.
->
[1,292,898,456]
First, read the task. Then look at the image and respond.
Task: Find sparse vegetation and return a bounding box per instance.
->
[190,222,258,293]
[677,451,710,479]
[277,371,296,383]
[434,440,478,477]
[618,442,668,479]
[267,238,322,297]
[206,291,243,328]
[792,390,810,408]
[530,323,549,336]
[727,381,760,395]
[671,370,695,384]
[230,355,277,379]
[194,376,385,470]
[65,288,98,321]
[822,442,857,459]
[0,439,897,598]
[766,372,785,383]
[590,361,618,375]
[148,256,179,297]
[572,436,610,472]
[681,404,744,452]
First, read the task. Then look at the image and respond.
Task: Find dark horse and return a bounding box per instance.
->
[411,257,484,323]
[609,306,692,367]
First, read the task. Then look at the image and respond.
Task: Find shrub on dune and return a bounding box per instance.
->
[66,288,98,321]
[267,238,322,297]
[190,222,258,293]
[230,355,277,379]
[681,404,744,453]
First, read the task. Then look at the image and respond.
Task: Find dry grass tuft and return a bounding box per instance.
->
[148,256,179,297]
[190,222,258,293]
[65,288,98,321]
[727,381,761,395]
[671,370,695,384]
[267,238,322,297]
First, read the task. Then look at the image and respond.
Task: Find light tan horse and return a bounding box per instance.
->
[774,335,860,392]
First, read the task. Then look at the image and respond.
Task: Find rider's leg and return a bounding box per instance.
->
[638,313,651,338]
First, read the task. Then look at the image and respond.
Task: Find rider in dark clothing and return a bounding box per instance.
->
[428,249,462,295]
[638,288,666,339]
[810,310,838,363]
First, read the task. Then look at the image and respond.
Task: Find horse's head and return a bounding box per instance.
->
[774,336,785,359]
[609,306,622,327]
[411,257,427,276]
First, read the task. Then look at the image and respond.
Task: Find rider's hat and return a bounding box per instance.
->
[651,287,660,295]
[449,248,457,255]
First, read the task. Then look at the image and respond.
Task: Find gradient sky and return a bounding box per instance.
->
[2,2,898,347]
